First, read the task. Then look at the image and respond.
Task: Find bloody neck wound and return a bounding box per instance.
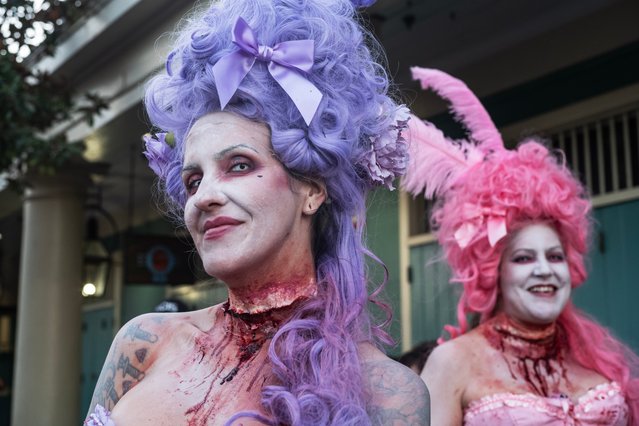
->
[483,313,568,397]
[218,298,306,384]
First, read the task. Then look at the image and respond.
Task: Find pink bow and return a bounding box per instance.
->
[454,203,507,248]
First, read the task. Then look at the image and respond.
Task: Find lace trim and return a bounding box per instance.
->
[84,404,115,426]
[465,381,626,419]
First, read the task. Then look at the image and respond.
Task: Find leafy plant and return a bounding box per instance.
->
[0,0,107,190]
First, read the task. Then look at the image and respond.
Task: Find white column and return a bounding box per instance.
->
[12,173,87,426]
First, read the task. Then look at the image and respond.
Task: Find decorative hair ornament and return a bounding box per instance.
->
[401,67,509,247]
[212,17,323,126]
[454,203,507,248]
[142,132,174,178]
[360,104,410,189]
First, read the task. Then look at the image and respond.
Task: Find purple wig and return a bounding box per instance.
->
[144,0,403,424]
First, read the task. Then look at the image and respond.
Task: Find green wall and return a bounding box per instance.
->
[366,187,403,356]
[409,243,455,346]
[573,198,639,352]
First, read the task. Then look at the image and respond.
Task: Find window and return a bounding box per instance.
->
[549,106,639,200]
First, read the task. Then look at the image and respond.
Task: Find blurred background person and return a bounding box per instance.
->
[397,340,437,374]
[403,67,639,425]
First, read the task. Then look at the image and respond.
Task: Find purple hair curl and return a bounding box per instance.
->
[144,0,401,424]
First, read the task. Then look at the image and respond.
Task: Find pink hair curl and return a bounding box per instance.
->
[433,140,639,421]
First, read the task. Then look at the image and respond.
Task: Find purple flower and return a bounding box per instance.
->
[361,105,410,190]
[142,132,173,178]
[84,404,115,426]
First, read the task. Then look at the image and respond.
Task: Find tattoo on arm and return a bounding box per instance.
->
[135,348,148,363]
[94,363,119,408]
[89,321,159,413]
[365,361,430,425]
[118,353,146,380]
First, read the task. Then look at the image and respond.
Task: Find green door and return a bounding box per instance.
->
[409,242,455,347]
[573,198,639,352]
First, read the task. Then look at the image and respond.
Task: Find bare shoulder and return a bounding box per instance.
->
[421,334,482,426]
[420,338,467,399]
[86,311,194,415]
[360,343,430,425]
[421,331,485,375]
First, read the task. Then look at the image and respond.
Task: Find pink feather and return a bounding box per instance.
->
[402,115,483,198]
[402,67,507,199]
[410,67,504,154]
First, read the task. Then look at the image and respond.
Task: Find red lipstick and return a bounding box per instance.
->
[203,217,242,240]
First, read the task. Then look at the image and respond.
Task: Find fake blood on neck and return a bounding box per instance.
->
[483,313,569,397]
[218,300,302,383]
[184,298,309,424]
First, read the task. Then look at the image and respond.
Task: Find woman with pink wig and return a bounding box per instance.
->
[403,67,639,425]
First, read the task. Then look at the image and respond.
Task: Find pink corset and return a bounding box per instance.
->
[464,382,629,426]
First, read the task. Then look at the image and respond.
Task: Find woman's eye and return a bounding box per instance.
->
[512,255,533,263]
[185,176,201,195]
[548,253,565,262]
[229,159,252,172]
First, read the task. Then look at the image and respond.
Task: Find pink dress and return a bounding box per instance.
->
[463,382,629,425]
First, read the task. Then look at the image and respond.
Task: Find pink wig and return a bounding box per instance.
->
[403,67,639,421]
[433,141,590,334]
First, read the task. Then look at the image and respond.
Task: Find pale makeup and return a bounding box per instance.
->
[498,223,571,325]
[182,112,322,312]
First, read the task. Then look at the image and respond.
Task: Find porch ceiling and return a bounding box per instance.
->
[2,0,638,234]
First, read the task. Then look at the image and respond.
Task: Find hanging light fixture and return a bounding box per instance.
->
[82,216,111,298]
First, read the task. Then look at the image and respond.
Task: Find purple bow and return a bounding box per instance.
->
[212,17,323,126]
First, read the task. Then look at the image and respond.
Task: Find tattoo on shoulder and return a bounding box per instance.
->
[124,322,159,343]
[365,360,430,425]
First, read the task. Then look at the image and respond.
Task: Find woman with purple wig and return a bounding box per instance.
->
[403,67,639,425]
[85,0,429,424]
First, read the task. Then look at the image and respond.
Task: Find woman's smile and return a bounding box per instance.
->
[203,216,244,240]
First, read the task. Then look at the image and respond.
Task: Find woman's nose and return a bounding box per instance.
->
[533,258,552,277]
[192,178,227,211]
